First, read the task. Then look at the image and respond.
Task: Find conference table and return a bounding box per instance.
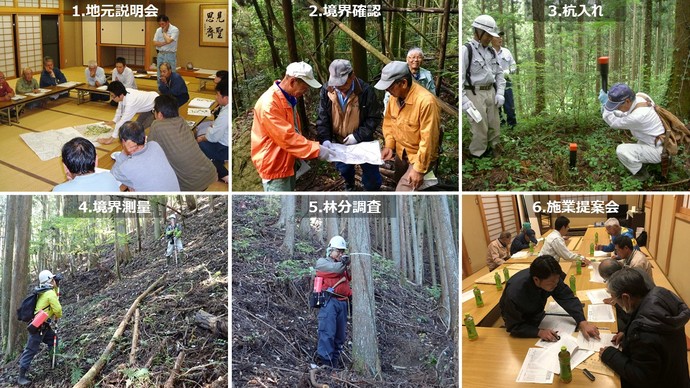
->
[0,84,83,126]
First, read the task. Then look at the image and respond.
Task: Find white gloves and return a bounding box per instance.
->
[495,95,505,108]
[322,140,332,148]
[343,134,358,145]
[318,145,332,161]
[462,100,476,112]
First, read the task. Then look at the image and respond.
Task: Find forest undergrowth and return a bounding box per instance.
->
[232,197,456,387]
[0,197,228,387]
[462,112,690,191]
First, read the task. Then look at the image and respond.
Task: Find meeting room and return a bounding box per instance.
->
[462,194,690,387]
[0,0,228,191]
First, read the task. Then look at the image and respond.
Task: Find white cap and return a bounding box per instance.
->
[329,235,347,250]
[39,270,55,284]
[286,62,322,88]
[471,15,500,37]
[168,214,177,220]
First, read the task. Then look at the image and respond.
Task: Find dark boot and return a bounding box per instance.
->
[18,368,31,385]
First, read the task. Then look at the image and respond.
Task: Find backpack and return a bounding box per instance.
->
[642,100,690,177]
[17,290,39,322]
[464,42,497,95]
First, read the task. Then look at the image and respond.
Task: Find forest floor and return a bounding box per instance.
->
[0,197,228,387]
[462,111,690,191]
[231,197,457,388]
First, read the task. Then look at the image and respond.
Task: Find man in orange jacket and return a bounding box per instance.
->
[315,235,352,368]
[251,62,333,191]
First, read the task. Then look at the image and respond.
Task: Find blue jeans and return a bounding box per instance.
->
[335,162,382,191]
[19,325,56,371]
[157,51,177,79]
[199,141,229,179]
[317,298,348,364]
[500,82,517,127]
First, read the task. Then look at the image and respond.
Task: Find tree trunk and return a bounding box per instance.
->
[152,200,162,239]
[280,196,296,257]
[532,0,546,114]
[348,197,381,377]
[195,310,229,338]
[390,197,402,283]
[350,0,367,81]
[642,0,653,92]
[434,0,451,92]
[7,196,32,358]
[409,197,422,285]
[432,197,459,338]
[1,196,18,355]
[115,216,131,279]
[666,0,690,121]
[251,0,282,70]
[281,0,309,134]
[425,201,437,287]
[186,195,197,212]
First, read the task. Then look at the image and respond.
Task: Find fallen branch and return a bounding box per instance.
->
[73,275,165,388]
[309,369,329,388]
[195,310,228,338]
[652,178,690,188]
[164,351,185,388]
[129,308,140,366]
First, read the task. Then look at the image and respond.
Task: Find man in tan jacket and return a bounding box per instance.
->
[614,235,653,280]
[486,231,511,271]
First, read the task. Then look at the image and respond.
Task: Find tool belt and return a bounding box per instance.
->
[27,321,50,335]
[464,84,493,91]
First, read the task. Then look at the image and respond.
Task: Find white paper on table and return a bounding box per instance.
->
[545,301,568,315]
[576,331,618,351]
[325,141,383,165]
[570,349,596,372]
[594,251,609,257]
[511,251,529,259]
[507,263,531,271]
[56,81,80,88]
[96,85,108,91]
[461,288,482,303]
[587,304,615,322]
[11,95,27,100]
[26,92,46,97]
[516,348,554,384]
[187,107,212,117]
[589,262,606,283]
[535,315,577,347]
[534,334,580,373]
[188,97,215,108]
[134,74,148,78]
[586,289,611,305]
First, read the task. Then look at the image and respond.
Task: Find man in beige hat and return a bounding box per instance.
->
[251,62,332,191]
[374,61,440,191]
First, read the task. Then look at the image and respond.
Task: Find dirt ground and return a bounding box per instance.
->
[0,197,228,387]
[232,197,457,388]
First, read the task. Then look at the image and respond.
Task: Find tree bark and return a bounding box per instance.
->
[532,0,546,114]
[350,0,367,81]
[7,196,32,358]
[434,0,451,92]
[1,196,18,353]
[409,197,422,285]
[251,0,283,70]
[129,308,140,366]
[666,0,690,121]
[164,351,186,388]
[390,196,402,284]
[195,310,229,338]
[280,196,296,257]
[73,275,165,388]
[281,0,309,135]
[348,197,381,377]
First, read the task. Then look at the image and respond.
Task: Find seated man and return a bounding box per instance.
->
[39,56,69,99]
[15,68,42,109]
[110,121,179,192]
[598,258,655,332]
[541,216,589,265]
[158,62,189,107]
[596,217,638,253]
[599,83,665,179]
[0,71,15,101]
[112,57,137,89]
[98,81,158,145]
[614,235,652,280]
[196,79,229,183]
[212,70,228,119]
[84,60,109,101]
[499,255,600,341]
[148,95,217,191]
[486,231,511,271]
[600,268,690,387]
[53,137,120,192]
[510,227,538,255]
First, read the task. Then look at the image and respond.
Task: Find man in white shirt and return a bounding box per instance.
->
[493,32,517,127]
[97,81,158,145]
[197,79,229,183]
[84,60,109,101]
[112,57,137,89]
[599,83,665,179]
[541,216,589,266]
[154,15,179,79]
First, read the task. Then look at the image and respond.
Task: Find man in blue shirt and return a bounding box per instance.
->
[596,217,639,253]
[40,56,69,99]
[158,62,188,107]
[84,60,109,101]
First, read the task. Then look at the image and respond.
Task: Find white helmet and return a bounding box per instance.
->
[328,235,347,250]
[471,15,500,37]
[39,270,55,284]
[168,214,177,220]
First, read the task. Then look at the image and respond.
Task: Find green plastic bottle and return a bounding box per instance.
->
[559,346,572,383]
[595,232,599,245]
[503,266,510,281]
[464,313,478,341]
[473,286,484,307]
[529,241,535,254]
[569,274,576,293]
[494,272,503,291]
[576,257,582,275]
[590,242,595,256]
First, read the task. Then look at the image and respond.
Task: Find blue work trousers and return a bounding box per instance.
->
[199,141,229,179]
[335,162,382,191]
[317,298,348,364]
[500,82,517,127]
[19,325,57,371]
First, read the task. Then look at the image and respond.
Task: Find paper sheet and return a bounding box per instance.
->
[511,251,530,259]
[586,289,611,305]
[96,85,108,91]
[507,263,531,271]
[20,127,85,161]
[516,348,554,384]
[461,288,483,303]
[187,107,212,117]
[589,262,606,283]
[587,304,615,322]
[594,251,609,257]
[545,301,569,315]
[536,315,577,348]
[575,351,616,377]
[576,330,618,351]
[534,334,582,374]
[325,141,383,165]
[56,81,80,88]
[11,95,27,100]
[188,97,215,108]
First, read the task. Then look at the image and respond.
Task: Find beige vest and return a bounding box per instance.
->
[328,89,360,142]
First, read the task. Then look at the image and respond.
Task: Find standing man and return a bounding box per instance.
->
[97,81,158,145]
[462,15,506,158]
[158,62,189,107]
[492,32,517,127]
[374,61,440,191]
[197,79,229,183]
[164,214,184,262]
[486,231,511,271]
[541,216,589,265]
[600,268,690,387]
[153,15,179,79]
[500,255,600,341]
[251,62,332,191]
[315,236,352,369]
[84,60,109,101]
[595,217,638,253]
[599,83,665,179]
[317,59,382,191]
[39,56,69,99]
[17,270,62,385]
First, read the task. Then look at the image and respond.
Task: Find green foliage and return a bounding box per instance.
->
[425,285,442,300]
[122,368,151,386]
[70,366,84,385]
[295,241,315,256]
[275,259,311,281]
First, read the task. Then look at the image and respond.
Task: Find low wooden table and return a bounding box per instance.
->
[1,85,82,126]
[75,84,110,104]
